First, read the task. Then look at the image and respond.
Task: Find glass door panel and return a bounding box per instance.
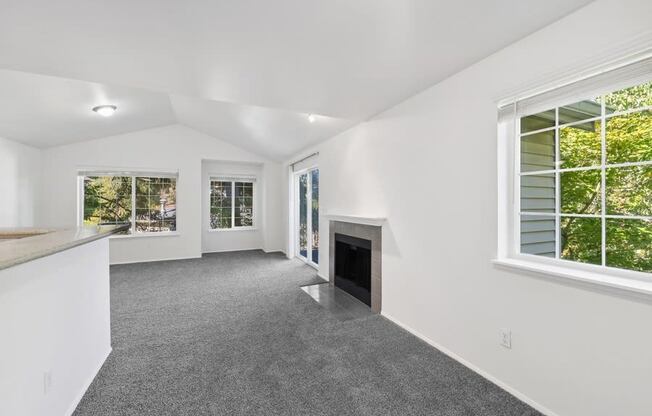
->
[311,169,319,264]
[298,173,308,259]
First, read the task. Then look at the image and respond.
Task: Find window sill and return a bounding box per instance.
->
[492,258,652,298]
[207,227,258,233]
[110,232,180,240]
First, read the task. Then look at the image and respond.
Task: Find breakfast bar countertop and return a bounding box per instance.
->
[0,224,129,271]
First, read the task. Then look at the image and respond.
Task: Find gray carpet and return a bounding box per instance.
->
[73,250,540,416]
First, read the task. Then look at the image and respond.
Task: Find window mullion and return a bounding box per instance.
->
[78,177,84,226]
[231,181,235,229]
[555,107,560,259]
[601,98,607,266]
[131,176,136,234]
[514,104,521,257]
[306,172,312,260]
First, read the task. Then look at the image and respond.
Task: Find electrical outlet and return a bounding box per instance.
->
[500,328,512,349]
[43,371,52,395]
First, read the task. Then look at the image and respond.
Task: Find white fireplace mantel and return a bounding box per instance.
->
[323,214,386,227]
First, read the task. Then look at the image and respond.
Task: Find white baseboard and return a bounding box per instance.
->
[201,247,262,254]
[380,312,558,416]
[317,272,328,282]
[65,347,112,416]
[110,255,201,265]
[111,249,288,265]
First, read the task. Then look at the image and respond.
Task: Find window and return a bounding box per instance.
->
[209,179,254,229]
[81,174,177,234]
[135,177,177,232]
[83,176,132,229]
[518,79,652,273]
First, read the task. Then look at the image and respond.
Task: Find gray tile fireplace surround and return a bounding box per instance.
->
[329,219,382,313]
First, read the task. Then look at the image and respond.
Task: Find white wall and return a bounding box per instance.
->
[284,1,652,415]
[0,238,111,416]
[201,160,263,253]
[262,162,285,253]
[40,124,284,264]
[0,137,41,227]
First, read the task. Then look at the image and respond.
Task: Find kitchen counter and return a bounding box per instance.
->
[0,224,124,415]
[0,224,129,271]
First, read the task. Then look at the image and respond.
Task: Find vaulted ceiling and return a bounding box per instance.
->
[0,0,593,160]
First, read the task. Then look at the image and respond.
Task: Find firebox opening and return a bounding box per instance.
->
[334,233,372,307]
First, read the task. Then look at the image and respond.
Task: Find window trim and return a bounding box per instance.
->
[77,171,179,237]
[208,177,256,231]
[496,62,652,295]
[492,257,652,299]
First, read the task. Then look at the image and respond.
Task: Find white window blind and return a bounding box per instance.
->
[77,169,178,178]
[499,56,652,122]
[291,152,319,172]
[209,175,257,183]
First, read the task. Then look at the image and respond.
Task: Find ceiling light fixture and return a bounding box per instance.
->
[92,105,117,117]
[307,114,316,123]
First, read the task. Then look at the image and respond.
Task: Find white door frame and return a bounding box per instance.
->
[293,167,318,269]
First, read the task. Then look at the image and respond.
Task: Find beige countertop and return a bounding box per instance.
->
[0,224,129,271]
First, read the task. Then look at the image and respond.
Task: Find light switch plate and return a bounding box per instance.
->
[500,328,512,349]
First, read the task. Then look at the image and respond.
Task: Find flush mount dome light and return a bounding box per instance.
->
[307,114,316,123]
[92,105,117,117]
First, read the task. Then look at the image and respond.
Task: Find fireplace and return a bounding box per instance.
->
[334,233,372,306]
[328,216,383,313]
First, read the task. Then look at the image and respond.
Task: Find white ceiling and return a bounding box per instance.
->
[170,96,358,161]
[0,70,176,148]
[0,0,593,159]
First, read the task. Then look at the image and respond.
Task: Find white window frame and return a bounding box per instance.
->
[77,171,179,238]
[208,177,256,231]
[495,55,652,297]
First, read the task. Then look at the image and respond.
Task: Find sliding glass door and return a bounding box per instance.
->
[295,168,319,267]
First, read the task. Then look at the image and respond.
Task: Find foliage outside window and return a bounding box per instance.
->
[297,169,319,264]
[519,79,652,273]
[82,175,177,234]
[209,179,254,229]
